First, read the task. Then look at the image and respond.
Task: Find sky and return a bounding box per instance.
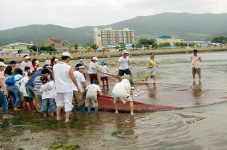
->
[0,0,227,30]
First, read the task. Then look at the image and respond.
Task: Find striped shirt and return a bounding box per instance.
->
[33,75,43,93]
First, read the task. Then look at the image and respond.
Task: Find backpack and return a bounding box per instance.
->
[5,75,16,85]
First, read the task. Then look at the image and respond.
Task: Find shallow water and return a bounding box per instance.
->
[1,51,227,149]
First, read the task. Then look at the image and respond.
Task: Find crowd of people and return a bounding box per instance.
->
[0,49,202,122]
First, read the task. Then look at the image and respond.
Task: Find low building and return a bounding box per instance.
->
[44,36,69,51]
[94,28,135,47]
[147,36,185,46]
[0,42,33,57]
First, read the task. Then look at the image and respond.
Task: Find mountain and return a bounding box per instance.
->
[1,12,227,46]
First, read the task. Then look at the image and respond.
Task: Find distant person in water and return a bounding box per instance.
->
[190,49,202,81]
[145,52,159,84]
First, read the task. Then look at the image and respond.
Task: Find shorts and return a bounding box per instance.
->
[114,96,132,104]
[192,68,201,75]
[89,74,98,84]
[73,91,85,105]
[26,85,35,98]
[35,92,42,108]
[146,67,156,76]
[55,92,73,112]
[101,77,108,81]
[41,98,56,113]
[85,95,98,108]
[24,97,33,103]
[118,69,131,76]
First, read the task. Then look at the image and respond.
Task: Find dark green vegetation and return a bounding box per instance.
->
[211,36,227,44]
[1,13,227,46]
[49,144,80,150]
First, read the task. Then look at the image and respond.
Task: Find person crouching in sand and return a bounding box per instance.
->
[112,78,134,115]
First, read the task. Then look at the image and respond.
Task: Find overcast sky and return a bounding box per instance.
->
[0,0,227,30]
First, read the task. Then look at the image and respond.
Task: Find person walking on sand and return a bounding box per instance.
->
[190,49,202,81]
[145,52,159,84]
[117,50,133,79]
[112,78,134,115]
[53,52,80,122]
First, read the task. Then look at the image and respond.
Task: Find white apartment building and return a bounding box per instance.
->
[94,28,135,47]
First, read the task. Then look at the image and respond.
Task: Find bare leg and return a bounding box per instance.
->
[145,76,148,82]
[129,101,134,115]
[115,102,119,113]
[153,75,156,84]
[3,114,10,119]
[26,102,31,110]
[44,113,47,118]
[33,97,38,111]
[56,106,62,120]
[65,111,70,122]
[199,73,201,81]
[130,74,133,79]
[193,74,195,81]
[51,112,54,116]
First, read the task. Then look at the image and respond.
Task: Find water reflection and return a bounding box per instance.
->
[192,81,203,106]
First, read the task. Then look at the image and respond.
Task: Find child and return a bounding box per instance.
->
[39,76,56,118]
[19,72,33,110]
[72,64,87,114]
[85,80,101,114]
[24,66,30,77]
[99,61,109,87]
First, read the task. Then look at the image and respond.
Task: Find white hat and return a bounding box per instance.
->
[0,62,7,67]
[92,57,98,61]
[24,56,30,59]
[122,50,129,54]
[62,52,72,58]
[54,58,59,61]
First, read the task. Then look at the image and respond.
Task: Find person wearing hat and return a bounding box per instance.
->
[190,49,202,81]
[50,57,59,68]
[117,50,133,79]
[88,56,99,84]
[72,63,87,114]
[53,52,80,122]
[112,78,134,115]
[20,55,34,73]
[0,62,10,119]
[99,61,109,87]
[145,52,159,84]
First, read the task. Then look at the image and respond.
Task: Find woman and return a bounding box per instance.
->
[0,62,9,119]
[50,57,58,68]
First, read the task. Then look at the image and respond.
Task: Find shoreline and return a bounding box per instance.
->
[1,47,227,63]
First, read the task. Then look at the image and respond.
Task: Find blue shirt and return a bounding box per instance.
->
[26,71,41,87]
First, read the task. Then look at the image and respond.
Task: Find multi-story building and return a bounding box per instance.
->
[147,36,185,46]
[44,36,69,51]
[94,28,135,47]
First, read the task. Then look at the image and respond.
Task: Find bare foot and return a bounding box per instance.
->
[65,119,70,123]
[57,117,63,120]
[3,115,10,119]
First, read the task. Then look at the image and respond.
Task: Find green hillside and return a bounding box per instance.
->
[0,13,227,46]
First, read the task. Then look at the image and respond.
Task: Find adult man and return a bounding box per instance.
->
[145,52,159,84]
[190,49,202,81]
[20,55,34,73]
[88,57,99,84]
[72,64,87,114]
[117,50,133,79]
[5,61,17,76]
[112,78,134,115]
[53,52,80,122]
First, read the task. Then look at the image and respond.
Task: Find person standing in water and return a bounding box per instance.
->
[190,49,202,81]
[117,50,133,79]
[145,52,159,84]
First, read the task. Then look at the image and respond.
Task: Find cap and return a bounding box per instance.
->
[122,50,129,54]
[76,65,85,69]
[100,60,105,65]
[54,58,59,61]
[92,57,98,61]
[62,52,72,58]
[127,78,134,84]
[193,49,198,53]
[24,56,30,59]
[0,62,7,67]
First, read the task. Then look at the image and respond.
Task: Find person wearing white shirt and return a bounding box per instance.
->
[99,61,109,87]
[117,50,133,79]
[88,57,99,84]
[45,57,51,65]
[85,80,101,114]
[53,52,80,123]
[20,55,34,73]
[190,49,202,81]
[40,76,56,118]
[72,64,87,114]
[112,78,134,115]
